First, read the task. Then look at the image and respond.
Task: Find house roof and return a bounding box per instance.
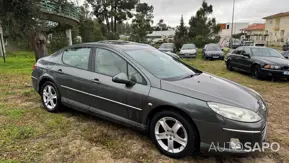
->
[263,11,289,19]
[241,24,265,31]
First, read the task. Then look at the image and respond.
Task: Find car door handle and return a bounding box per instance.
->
[57,69,64,74]
[91,78,101,84]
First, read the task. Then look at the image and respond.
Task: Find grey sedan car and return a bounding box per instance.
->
[32,40,268,158]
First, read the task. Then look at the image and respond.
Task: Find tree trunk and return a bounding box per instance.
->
[29,32,48,61]
[105,16,110,32]
[111,17,114,33]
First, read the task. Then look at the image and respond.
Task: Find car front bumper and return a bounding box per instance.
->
[260,68,289,78]
[194,112,267,153]
[205,55,224,60]
[179,53,197,58]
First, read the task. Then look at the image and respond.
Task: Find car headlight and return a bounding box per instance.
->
[207,102,262,122]
[264,65,282,69]
[192,49,197,53]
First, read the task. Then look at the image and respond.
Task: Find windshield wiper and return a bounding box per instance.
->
[182,74,195,79]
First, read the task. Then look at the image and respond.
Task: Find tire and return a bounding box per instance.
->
[40,81,62,112]
[149,110,198,158]
[251,65,261,80]
[226,61,233,71]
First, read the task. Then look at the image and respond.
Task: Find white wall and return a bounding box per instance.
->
[219,23,249,37]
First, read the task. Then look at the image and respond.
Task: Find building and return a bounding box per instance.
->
[146,29,175,43]
[218,22,249,47]
[263,11,289,46]
[241,24,266,43]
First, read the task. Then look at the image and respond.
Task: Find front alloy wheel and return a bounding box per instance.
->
[155,117,188,154]
[150,111,198,158]
[252,66,261,80]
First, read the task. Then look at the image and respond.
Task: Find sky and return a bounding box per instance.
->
[77,0,289,27]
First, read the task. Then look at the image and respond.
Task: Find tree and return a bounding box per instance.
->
[78,2,104,42]
[157,19,168,31]
[188,1,220,47]
[88,0,138,35]
[79,19,104,42]
[0,0,47,61]
[131,3,154,42]
[0,0,78,61]
[175,15,187,39]
[174,15,188,50]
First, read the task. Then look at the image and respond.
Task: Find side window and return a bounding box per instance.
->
[243,47,251,55]
[62,47,91,70]
[95,49,127,77]
[95,48,146,84]
[234,47,243,55]
[128,64,146,84]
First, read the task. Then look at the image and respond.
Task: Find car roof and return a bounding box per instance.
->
[241,46,268,49]
[78,40,152,51]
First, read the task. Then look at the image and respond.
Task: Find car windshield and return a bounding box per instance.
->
[206,44,221,51]
[160,43,173,49]
[125,48,196,80]
[182,44,196,49]
[251,48,284,58]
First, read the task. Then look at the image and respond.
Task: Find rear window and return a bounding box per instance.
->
[62,47,91,70]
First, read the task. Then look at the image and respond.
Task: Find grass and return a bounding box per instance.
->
[0,51,288,162]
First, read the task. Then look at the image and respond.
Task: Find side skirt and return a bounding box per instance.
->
[61,97,146,132]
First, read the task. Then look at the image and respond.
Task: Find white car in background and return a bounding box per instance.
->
[179,44,198,58]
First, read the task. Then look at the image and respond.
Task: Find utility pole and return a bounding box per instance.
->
[230,0,236,48]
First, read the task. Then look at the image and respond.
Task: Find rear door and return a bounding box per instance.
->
[53,46,94,108]
[87,47,151,123]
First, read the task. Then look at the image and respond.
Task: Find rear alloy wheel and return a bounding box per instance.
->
[41,81,61,112]
[252,66,261,80]
[150,111,198,158]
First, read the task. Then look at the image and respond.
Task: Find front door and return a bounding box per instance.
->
[87,48,150,123]
[230,47,243,69]
[239,47,252,72]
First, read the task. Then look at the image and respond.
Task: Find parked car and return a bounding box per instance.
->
[179,44,197,58]
[203,43,224,60]
[226,46,289,79]
[32,41,267,158]
[241,41,254,46]
[281,51,289,59]
[158,43,176,53]
[232,39,242,49]
[165,51,180,60]
[283,42,289,51]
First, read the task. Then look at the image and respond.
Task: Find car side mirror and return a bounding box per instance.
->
[112,73,135,86]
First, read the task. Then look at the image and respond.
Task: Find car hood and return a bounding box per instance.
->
[159,48,173,52]
[205,51,224,55]
[254,57,289,66]
[180,49,197,53]
[161,73,261,112]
